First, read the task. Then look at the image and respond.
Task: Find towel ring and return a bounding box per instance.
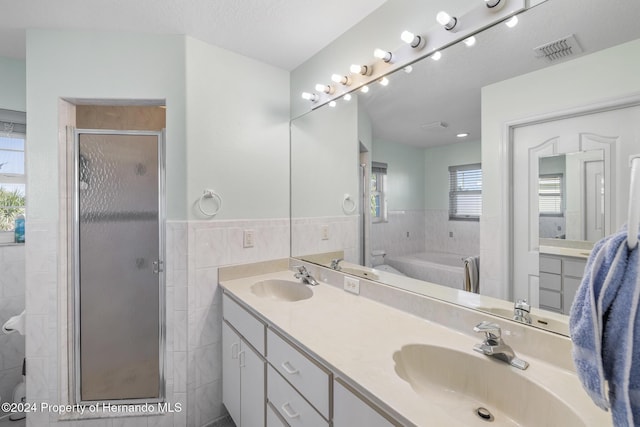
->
[198,189,222,217]
[342,193,357,214]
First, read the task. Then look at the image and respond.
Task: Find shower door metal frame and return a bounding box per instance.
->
[71,128,166,405]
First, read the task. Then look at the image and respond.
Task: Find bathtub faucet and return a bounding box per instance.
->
[513,299,532,324]
[330,258,343,271]
[293,265,320,286]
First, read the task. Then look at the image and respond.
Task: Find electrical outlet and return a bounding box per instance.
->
[344,276,360,295]
[321,225,330,240]
[243,229,255,248]
[449,231,454,238]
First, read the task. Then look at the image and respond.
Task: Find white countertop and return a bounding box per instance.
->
[539,245,591,259]
[221,270,610,427]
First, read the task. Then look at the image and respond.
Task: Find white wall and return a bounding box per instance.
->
[373,139,425,211]
[291,100,359,218]
[24,29,291,427]
[185,37,290,221]
[481,37,640,299]
[0,57,26,112]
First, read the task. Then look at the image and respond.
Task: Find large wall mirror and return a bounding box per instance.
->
[291,0,640,336]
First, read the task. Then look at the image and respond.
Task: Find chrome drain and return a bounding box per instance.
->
[475,407,494,422]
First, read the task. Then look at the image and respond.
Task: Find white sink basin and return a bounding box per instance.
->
[251,279,313,302]
[477,306,569,335]
[393,344,583,426]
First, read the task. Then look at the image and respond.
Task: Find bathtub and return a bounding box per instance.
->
[385,251,467,290]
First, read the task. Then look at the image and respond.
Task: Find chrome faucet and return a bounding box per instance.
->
[330,258,343,271]
[473,321,529,370]
[513,299,532,324]
[293,265,320,286]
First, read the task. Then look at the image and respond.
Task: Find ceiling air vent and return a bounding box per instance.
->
[534,34,583,62]
[420,121,448,131]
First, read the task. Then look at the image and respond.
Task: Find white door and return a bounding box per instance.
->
[585,160,605,242]
[512,104,640,306]
[222,322,241,426]
[239,342,265,427]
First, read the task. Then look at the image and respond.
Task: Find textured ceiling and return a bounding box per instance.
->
[0,0,387,70]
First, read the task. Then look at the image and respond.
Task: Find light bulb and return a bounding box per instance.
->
[431,51,442,61]
[436,11,457,30]
[464,36,476,47]
[379,77,389,86]
[404,65,413,74]
[315,84,335,94]
[400,30,425,49]
[457,132,470,138]
[373,48,392,63]
[344,94,352,101]
[505,15,519,28]
[401,31,415,44]
[331,74,350,85]
[301,92,318,102]
[361,85,369,93]
[485,0,505,10]
[329,101,337,108]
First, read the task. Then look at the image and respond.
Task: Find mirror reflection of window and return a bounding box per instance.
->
[448,163,482,221]
[539,174,564,216]
[371,161,387,223]
[0,111,26,240]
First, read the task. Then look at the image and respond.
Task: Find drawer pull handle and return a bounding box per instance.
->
[231,342,239,359]
[238,350,246,368]
[281,361,299,375]
[281,402,300,419]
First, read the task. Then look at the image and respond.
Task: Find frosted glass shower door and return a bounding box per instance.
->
[75,130,164,403]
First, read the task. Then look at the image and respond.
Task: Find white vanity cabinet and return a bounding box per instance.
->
[539,254,587,315]
[222,294,266,427]
[266,328,330,426]
[333,379,396,427]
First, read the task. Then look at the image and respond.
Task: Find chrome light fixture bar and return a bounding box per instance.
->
[304,0,526,109]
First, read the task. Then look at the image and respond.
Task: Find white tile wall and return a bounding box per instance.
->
[186,218,290,427]
[0,244,25,406]
[370,210,426,260]
[424,210,480,257]
[291,216,359,263]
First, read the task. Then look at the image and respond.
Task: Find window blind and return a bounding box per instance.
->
[449,163,482,220]
[539,174,563,215]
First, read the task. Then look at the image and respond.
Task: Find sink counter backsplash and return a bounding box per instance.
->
[219,259,610,427]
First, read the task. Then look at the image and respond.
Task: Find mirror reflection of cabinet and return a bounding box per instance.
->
[539,254,587,315]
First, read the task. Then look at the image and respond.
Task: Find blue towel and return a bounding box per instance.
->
[569,229,640,426]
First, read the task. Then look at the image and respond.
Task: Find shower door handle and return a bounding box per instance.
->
[153,260,164,274]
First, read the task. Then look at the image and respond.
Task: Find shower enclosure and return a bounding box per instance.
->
[72,129,165,403]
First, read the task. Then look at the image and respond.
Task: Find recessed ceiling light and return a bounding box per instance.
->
[457,132,470,138]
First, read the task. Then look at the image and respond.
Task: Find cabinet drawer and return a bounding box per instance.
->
[267,329,330,418]
[563,277,582,315]
[539,272,561,292]
[539,256,561,274]
[564,259,586,278]
[267,402,288,427]
[223,293,265,355]
[540,289,562,310]
[268,365,329,427]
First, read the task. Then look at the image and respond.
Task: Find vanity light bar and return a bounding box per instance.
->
[303,0,527,110]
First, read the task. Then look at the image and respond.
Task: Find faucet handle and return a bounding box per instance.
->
[292,265,307,274]
[514,299,531,313]
[473,321,502,341]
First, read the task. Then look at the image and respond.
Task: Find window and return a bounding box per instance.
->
[0,110,26,237]
[371,161,387,223]
[449,163,482,221]
[539,174,563,216]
